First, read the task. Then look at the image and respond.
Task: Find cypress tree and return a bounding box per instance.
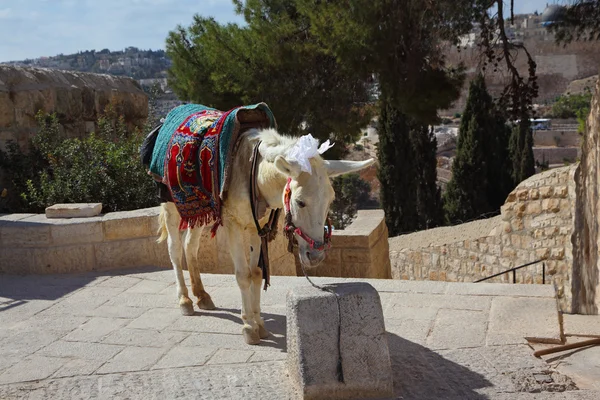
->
[411,124,444,229]
[377,101,419,235]
[486,112,514,209]
[378,100,443,235]
[443,75,514,224]
[509,118,536,184]
[443,114,489,223]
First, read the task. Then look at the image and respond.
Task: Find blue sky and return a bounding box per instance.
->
[0,0,556,62]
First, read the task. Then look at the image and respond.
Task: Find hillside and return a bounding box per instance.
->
[3,47,170,80]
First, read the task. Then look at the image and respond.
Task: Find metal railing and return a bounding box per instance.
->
[474,259,546,284]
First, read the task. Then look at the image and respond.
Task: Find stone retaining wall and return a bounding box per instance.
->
[533,130,580,148]
[389,166,577,311]
[0,208,391,279]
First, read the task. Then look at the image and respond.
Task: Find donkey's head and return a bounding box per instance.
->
[272,135,375,268]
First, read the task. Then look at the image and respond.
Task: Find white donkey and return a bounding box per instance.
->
[157,128,374,344]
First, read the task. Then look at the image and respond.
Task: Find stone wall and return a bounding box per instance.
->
[572,77,600,315]
[533,130,580,148]
[389,166,577,311]
[0,65,148,152]
[0,208,391,280]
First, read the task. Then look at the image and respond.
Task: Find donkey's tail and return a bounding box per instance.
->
[157,203,169,243]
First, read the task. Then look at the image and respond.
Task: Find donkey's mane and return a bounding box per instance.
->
[247,128,324,166]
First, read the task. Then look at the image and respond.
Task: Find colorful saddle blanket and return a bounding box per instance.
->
[150,103,276,233]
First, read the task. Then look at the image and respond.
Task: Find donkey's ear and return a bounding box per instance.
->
[324,159,375,177]
[274,155,302,178]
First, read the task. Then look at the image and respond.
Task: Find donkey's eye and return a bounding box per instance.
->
[296,200,306,208]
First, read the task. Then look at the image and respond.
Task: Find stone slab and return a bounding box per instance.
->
[552,344,600,390]
[563,314,600,336]
[126,308,180,330]
[36,340,124,361]
[96,346,167,374]
[152,345,216,370]
[206,348,254,365]
[427,309,488,350]
[102,328,188,348]
[45,203,102,218]
[445,282,555,298]
[0,355,67,384]
[63,317,129,343]
[286,282,393,400]
[487,297,563,345]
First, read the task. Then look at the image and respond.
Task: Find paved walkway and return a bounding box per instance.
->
[0,267,599,399]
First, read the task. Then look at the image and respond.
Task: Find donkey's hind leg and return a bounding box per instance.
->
[162,203,194,316]
[184,226,216,310]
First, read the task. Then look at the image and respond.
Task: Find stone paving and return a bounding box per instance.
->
[0,267,599,399]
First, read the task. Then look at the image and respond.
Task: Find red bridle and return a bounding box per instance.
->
[283,178,332,252]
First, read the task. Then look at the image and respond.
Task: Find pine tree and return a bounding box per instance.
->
[443,75,514,224]
[377,101,419,235]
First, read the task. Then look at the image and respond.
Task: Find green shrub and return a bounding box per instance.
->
[354,144,364,151]
[0,109,158,213]
[549,91,592,120]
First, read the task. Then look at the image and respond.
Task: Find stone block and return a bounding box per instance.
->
[342,248,371,263]
[324,248,342,264]
[539,186,554,198]
[102,208,156,240]
[286,282,392,400]
[0,248,37,274]
[50,219,103,246]
[340,262,370,278]
[330,233,369,249]
[45,203,102,218]
[0,218,51,247]
[526,201,542,215]
[94,237,164,270]
[33,244,96,274]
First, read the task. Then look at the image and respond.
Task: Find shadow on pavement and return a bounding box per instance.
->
[199,306,287,351]
[0,266,168,310]
[387,333,492,399]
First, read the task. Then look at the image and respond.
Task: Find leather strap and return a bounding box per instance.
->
[249,141,280,290]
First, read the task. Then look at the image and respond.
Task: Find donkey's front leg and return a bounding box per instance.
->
[249,233,269,339]
[226,224,261,345]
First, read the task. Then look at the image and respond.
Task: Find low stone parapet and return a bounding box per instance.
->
[0,207,170,274]
[303,210,392,279]
[0,207,391,279]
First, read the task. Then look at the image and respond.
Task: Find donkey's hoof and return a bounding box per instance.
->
[242,326,261,345]
[197,296,216,310]
[258,324,270,339]
[179,299,195,316]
